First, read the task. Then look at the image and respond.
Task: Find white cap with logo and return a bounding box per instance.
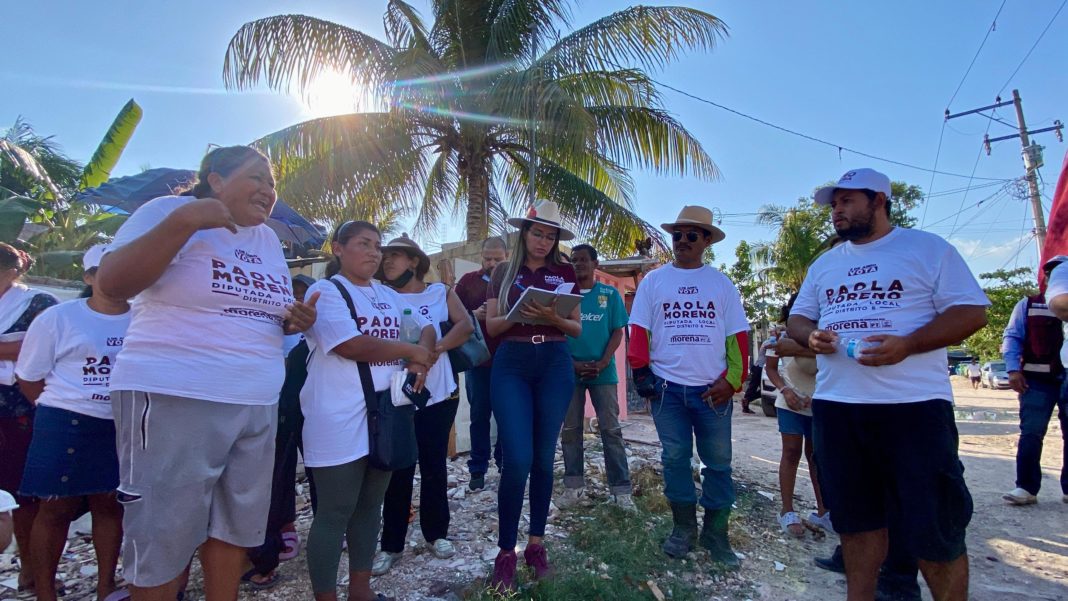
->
[814,168,892,206]
[82,244,107,272]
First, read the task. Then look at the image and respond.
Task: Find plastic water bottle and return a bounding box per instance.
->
[843,337,879,360]
[400,309,422,344]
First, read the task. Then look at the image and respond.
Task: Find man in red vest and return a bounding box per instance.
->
[1001,255,1068,505]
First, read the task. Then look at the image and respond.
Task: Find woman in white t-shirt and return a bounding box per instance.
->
[371,235,472,575]
[764,296,830,538]
[300,221,436,601]
[15,245,130,601]
[95,146,318,599]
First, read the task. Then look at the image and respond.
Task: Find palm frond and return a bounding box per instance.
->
[485,0,571,61]
[412,147,459,235]
[0,139,64,200]
[586,106,717,179]
[252,113,432,224]
[499,151,663,257]
[556,69,660,108]
[539,6,727,76]
[385,0,432,50]
[223,15,397,99]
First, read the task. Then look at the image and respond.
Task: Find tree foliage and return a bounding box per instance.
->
[224,1,726,256]
[965,267,1036,361]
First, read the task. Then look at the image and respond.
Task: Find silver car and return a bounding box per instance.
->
[981,362,1010,390]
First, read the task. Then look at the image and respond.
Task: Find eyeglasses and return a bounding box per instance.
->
[672,231,704,243]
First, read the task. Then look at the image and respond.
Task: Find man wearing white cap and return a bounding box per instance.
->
[787,168,989,601]
[1000,255,1068,506]
[628,205,749,566]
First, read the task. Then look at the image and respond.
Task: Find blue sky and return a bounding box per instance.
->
[3,0,1066,278]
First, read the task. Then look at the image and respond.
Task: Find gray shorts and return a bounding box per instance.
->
[113,390,277,587]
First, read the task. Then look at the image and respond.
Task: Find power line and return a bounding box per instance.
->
[998,0,1067,95]
[946,0,1007,109]
[921,121,946,227]
[949,112,996,239]
[653,79,1013,181]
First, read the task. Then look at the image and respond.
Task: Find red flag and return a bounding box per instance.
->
[1039,148,1068,291]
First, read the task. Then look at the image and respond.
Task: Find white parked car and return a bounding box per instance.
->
[981,362,1010,390]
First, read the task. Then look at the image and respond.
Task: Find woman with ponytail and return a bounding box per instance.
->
[0,243,58,595]
[95,145,318,601]
[483,201,582,592]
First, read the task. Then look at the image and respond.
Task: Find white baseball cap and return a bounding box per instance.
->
[814,168,892,206]
[82,244,107,271]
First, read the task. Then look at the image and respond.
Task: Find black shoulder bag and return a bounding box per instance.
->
[329,278,417,471]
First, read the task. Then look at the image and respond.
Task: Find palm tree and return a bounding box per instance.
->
[752,202,833,292]
[0,102,142,275]
[223,0,725,255]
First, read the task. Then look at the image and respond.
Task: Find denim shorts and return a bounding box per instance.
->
[19,405,119,498]
[776,407,812,437]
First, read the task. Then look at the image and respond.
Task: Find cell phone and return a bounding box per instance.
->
[403,372,431,410]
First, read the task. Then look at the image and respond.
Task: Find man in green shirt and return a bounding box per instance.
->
[559,244,634,509]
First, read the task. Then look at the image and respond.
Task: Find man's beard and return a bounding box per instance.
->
[834,209,876,241]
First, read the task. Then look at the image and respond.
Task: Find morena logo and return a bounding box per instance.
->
[670,334,710,344]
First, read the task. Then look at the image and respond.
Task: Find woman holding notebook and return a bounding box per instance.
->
[484,200,582,592]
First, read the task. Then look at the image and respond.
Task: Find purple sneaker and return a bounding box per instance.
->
[523,543,554,580]
[490,549,517,592]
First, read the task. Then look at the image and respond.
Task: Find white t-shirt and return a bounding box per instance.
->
[399,283,457,405]
[1044,262,1068,367]
[107,196,294,405]
[966,363,982,377]
[300,277,430,468]
[791,228,989,404]
[629,264,749,386]
[15,299,131,420]
[767,351,816,417]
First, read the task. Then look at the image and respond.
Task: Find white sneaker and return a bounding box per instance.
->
[808,511,835,533]
[371,550,401,576]
[613,493,638,511]
[556,487,584,508]
[1003,487,1038,506]
[429,538,456,559]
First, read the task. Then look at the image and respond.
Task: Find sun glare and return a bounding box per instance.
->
[302,70,368,118]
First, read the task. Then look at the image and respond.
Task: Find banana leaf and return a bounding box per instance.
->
[78,99,143,191]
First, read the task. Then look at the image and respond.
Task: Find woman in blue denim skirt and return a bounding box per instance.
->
[484,201,582,591]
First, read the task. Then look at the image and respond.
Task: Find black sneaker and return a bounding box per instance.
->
[814,545,845,574]
[469,472,486,491]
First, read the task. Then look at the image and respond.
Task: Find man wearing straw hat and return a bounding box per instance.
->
[628,205,749,566]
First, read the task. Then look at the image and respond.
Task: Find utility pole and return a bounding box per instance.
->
[946,89,1063,256]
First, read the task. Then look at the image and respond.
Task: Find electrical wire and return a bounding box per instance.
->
[947,0,1007,109]
[998,0,1067,96]
[948,109,997,239]
[653,79,1013,181]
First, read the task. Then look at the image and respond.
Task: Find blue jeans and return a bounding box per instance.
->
[466,365,502,474]
[650,377,735,510]
[561,383,632,494]
[491,340,575,549]
[1016,377,1067,495]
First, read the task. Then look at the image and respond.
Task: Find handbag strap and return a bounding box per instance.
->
[329,278,380,423]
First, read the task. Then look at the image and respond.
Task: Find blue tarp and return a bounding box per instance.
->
[75,168,326,252]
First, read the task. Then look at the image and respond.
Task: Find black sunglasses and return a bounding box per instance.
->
[672,231,705,243]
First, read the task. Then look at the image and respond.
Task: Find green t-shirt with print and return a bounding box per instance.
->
[567,282,629,385]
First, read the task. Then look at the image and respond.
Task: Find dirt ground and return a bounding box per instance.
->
[2,377,1064,600]
[723,376,1067,601]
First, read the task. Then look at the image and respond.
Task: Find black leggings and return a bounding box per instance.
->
[380,397,459,553]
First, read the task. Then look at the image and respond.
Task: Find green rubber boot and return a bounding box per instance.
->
[700,508,741,569]
[661,502,698,558]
